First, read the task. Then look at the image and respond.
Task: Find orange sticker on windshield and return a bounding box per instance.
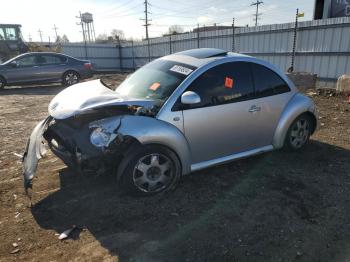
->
[149,82,161,91]
[225,77,233,89]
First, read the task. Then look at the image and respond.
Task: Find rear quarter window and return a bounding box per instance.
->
[251,63,290,98]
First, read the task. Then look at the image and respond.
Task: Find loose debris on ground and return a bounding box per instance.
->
[0,75,350,262]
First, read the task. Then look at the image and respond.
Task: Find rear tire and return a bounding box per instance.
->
[62,71,79,86]
[117,145,181,196]
[284,114,313,150]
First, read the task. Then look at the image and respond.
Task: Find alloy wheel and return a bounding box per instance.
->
[65,73,78,85]
[289,118,310,149]
[132,153,174,193]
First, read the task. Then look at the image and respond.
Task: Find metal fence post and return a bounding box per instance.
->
[131,40,135,70]
[147,38,151,62]
[290,8,299,72]
[232,18,235,52]
[169,35,172,54]
[117,36,123,71]
[197,24,200,48]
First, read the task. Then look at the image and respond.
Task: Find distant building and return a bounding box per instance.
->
[314,0,350,19]
[193,25,236,33]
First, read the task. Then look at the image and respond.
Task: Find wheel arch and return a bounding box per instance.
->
[273,93,318,149]
[62,69,81,79]
[117,115,192,175]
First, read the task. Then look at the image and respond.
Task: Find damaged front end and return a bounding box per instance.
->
[22,79,159,191]
[23,107,146,191]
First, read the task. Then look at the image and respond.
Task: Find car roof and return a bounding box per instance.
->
[160,48,295,92]
[3,52,78,64]
[161,48,251,67]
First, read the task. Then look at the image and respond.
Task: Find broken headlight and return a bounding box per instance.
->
[90,127,111,147]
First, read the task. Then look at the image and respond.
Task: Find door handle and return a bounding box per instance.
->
[248,105,261,113]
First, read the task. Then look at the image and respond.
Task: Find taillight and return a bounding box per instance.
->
[84,63,92,70]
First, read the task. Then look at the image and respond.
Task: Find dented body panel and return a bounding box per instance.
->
[49,79,156,119]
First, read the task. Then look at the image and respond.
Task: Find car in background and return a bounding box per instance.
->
[0,52,93,89]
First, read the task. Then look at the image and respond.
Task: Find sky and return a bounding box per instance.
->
[0,0,315,42]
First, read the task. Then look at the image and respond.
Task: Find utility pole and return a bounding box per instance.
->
[28,33,32,42]
[141,0,151,62]
[38,29,43,42]
[53,24,58,41]
[251,0,263,26]
[76,11,88,59]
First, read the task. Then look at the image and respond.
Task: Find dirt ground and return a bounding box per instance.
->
[0,75,349,262]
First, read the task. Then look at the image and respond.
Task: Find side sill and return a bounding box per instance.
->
[190,145,274,173]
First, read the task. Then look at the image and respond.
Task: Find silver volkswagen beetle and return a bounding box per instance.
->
[23,48,318,195]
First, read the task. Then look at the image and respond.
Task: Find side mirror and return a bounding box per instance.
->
[181,91,201,105]
[9,61,18,68]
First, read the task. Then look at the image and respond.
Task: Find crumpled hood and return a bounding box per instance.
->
[48,79,155,119]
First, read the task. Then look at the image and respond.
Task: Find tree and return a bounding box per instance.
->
[110,29,125,40]
[55,35,62,44]
[55,34,69,44]
[61,34,69,43]
[168,25,184,35]
[96,33,108,42]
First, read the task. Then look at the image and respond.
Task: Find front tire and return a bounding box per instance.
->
[118,145,181,196]
[284,114,312,150]
[62,71,79,86]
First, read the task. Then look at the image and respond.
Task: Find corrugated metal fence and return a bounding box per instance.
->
[62,17,350,80]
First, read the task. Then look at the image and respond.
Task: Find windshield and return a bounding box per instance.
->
[116,59,196,101]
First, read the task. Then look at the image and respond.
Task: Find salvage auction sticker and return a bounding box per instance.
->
[170,65,193,75]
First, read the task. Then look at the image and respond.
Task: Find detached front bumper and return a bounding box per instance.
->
[22,117,52,190]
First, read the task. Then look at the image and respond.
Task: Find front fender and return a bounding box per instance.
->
[92,115,192,175]
[119,116,192,175]
[273,93,317,149]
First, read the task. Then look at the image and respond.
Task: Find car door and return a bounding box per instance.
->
[4,54,41,84]
[37,54,68,82]
[180,62,260,164]
[249,63,293,148]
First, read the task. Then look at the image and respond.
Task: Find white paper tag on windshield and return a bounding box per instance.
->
[170,65,193,75]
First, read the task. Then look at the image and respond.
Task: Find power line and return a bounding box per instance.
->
[251,0,263,26]
[94,0,141,16]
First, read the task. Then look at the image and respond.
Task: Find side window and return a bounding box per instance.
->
[38,55,66,65]
[251,63,290,98]
[16,55,37,67]
[184,62,254,109]
[4,28,17,40]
